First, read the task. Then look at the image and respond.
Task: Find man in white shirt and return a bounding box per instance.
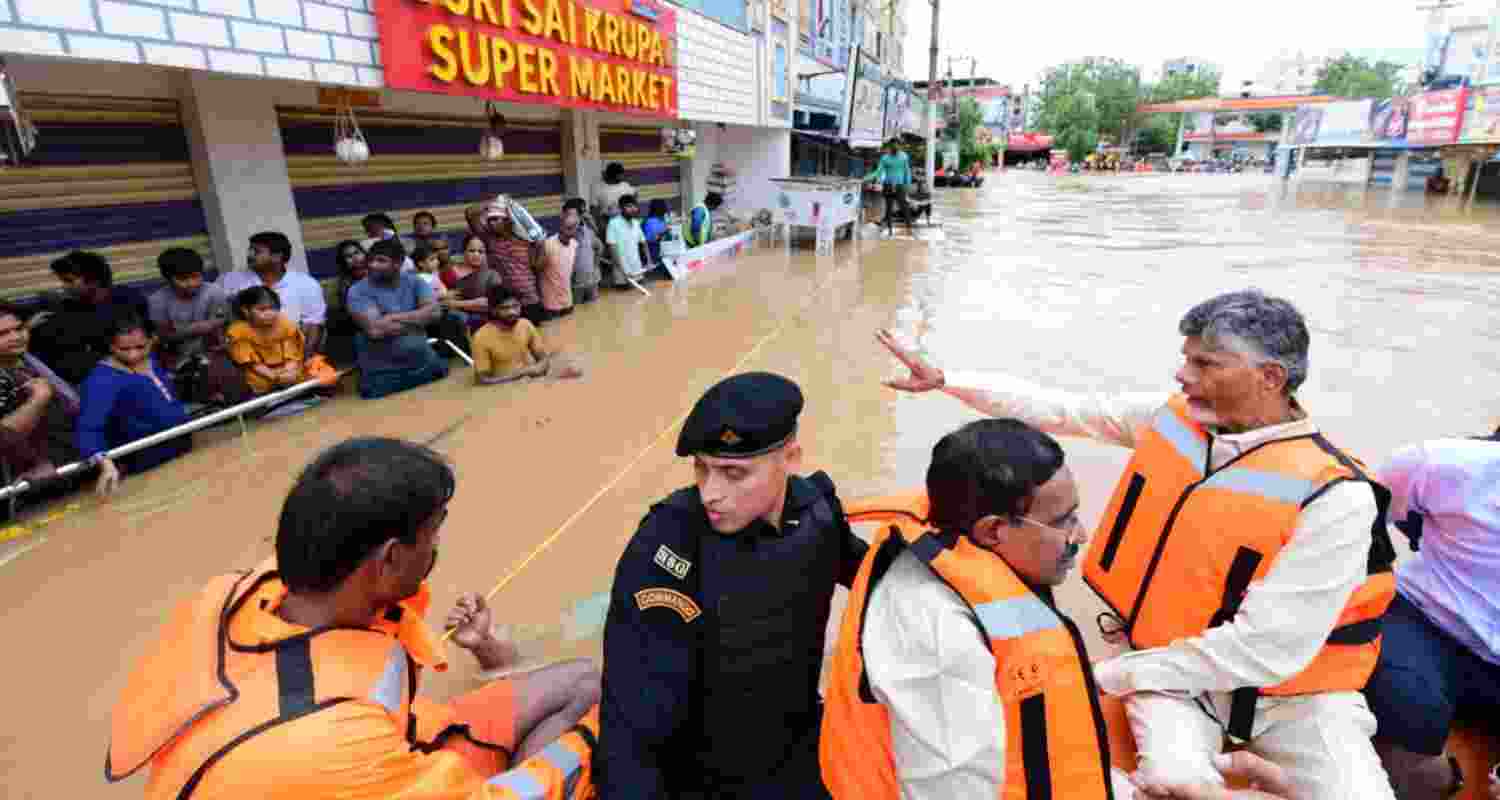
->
[219,231,327,355]
[825,419,1294,800]
[606,194,648,284]
[876,289,1398,800]
[1363,432,1500,799]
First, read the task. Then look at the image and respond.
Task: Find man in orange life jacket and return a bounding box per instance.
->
[821,419,1293,800]
[106,437,601,799]
[876,289,1399,799]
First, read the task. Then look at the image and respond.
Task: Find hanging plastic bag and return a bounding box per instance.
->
[334,100,369,165]
[479,102,506,161]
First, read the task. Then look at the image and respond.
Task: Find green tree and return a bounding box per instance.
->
[1140,69,1221,154]
[1313,55,1403,99]
[1041,59,1222,158]
[1248,112,1284,133]
[955,96,984,167]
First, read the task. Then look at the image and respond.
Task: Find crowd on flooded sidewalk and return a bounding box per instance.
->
[97,287,1500,800]
[0,161,727,510]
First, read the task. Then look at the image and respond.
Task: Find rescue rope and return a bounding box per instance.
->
[448,248,860,641]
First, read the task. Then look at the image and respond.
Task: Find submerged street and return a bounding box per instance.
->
[3,171,1499,798]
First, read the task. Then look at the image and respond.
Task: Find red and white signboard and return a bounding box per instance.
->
[1407,88,1467,146]
[375,0,678,118]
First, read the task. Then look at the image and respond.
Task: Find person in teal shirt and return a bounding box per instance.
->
[866,141,913,231]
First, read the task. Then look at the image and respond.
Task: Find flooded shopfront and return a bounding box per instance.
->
[3,172,1499,798]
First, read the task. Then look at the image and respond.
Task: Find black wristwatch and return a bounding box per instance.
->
[1447,755,1463,798]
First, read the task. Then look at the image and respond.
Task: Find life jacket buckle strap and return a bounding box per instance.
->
[1227,686,1259,744]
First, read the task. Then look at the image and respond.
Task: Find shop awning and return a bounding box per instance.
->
[1008,133,1053,152]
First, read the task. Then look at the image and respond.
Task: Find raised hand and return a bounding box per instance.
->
[876,328,945,393]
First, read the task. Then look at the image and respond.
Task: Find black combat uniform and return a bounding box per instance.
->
[595,372,868,800]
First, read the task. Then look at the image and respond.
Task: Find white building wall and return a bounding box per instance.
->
[0,0,382,87]
[676,7,758,126]
[687,121,789,215]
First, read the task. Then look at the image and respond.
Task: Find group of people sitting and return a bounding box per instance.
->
[1,168,715,507]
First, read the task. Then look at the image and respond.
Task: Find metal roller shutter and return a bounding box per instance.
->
[0,94,213,302]
[600,124,683,212]
[277,107,565,281]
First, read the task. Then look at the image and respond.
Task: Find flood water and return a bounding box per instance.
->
[4,172,1499,799]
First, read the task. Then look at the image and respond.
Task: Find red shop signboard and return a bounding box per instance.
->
[375,0,678,118]
[1406,88,1467,146]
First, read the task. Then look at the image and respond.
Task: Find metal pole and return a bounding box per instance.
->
[923,0,939,194]
[0,373,345,503]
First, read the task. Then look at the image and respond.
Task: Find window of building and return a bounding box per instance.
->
[773,20,789,101]
[674,0,749,31]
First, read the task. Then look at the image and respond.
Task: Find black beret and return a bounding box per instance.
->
[675,372,804,458]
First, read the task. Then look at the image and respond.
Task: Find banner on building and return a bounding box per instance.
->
[1291,106,1323,145]
[882,83,913,141]
[844,49,884,148]
[1408,88,1467,145]
[1311,99,1373,146]
[1461,86,1500,143]
[1369,97,1409,141]
[375,0,678,118]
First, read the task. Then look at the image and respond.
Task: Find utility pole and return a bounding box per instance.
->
[924,0,939,194]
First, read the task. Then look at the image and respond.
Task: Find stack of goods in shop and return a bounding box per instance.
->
[708,162,738,235]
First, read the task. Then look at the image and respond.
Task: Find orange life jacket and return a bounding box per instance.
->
[1082,395,1396,739]
[105,561,598,800]
[822,493,1115,800]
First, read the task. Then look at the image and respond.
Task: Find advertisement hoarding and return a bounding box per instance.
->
[375,0,678,118]
[1311,99,1373,146]
[844,49,884,148]
[1291,106,1323,145]
[1461,86,1500,143]
[1408,88,1468,146]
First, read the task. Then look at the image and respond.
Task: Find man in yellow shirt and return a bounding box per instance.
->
[472,285,549,385]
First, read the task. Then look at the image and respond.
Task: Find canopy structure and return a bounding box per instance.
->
[1138,95,1341,114]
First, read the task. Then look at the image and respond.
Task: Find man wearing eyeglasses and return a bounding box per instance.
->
[823,419,1294,800]
[874,289,1398,800]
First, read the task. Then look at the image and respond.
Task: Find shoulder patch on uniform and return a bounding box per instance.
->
[635,588,702,622]
[654,544,691,580]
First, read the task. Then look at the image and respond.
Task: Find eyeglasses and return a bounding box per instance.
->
[1017,510,1084,540]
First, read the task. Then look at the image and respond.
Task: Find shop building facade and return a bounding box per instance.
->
[0,0,800,302]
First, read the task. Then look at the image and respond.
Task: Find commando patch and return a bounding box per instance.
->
[635,587,702,622]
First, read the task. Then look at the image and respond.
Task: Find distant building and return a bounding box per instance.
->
[1243,51,1337,97]
[1434,16,1494,85]
[1163,57,1221,81]
[912,77,1012,138]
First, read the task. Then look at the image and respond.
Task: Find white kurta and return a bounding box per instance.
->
[932,370,1396,799]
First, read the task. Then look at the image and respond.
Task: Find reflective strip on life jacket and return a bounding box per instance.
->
[1081,396,1394,737]
[824,492,1113,800]
[484,711,598,800]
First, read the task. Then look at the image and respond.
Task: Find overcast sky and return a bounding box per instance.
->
[901,0,1437,91]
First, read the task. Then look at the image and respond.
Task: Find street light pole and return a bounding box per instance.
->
[924,0,939,194]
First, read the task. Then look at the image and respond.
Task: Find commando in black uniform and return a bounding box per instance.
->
[595,372,868,800]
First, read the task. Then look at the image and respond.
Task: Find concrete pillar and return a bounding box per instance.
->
[1394,152,1411,192]
[680,121,718,210]
[562,109,601,205]
[175,72,309,275]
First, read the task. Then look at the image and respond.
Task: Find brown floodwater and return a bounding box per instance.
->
[3,172,1499,799]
